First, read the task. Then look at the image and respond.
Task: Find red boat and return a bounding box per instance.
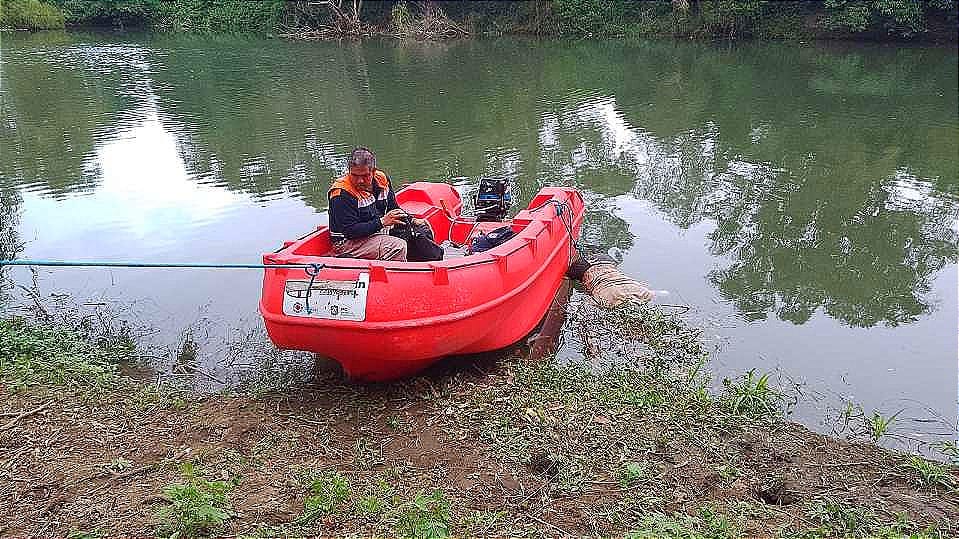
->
[259,182,584,381]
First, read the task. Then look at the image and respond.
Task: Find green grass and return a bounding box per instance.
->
[787,498,951,538]
[290,475,453,537]
[357,478,394,520]
[395,490,451,539]
[298,471,351,524]
[0,317,124,390]
[866,409,902,441]
[721,369,783,419]
[715,463,741,483]
[357,493,384,517]
[932,440,959,465]
[156,462,233,538]
[802,499,880,537]
[618,461,648,487]
[627,506,741,539]
[458,509,506,536]
[904,456,956,492]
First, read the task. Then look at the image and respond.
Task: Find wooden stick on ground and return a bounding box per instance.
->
[0,402,51,431]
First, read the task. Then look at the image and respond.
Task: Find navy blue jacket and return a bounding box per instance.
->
[328,172,400,242]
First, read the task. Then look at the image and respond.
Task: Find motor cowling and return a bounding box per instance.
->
[475,178,511,222]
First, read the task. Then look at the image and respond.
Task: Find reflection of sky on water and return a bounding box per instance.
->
[20,113,244,256]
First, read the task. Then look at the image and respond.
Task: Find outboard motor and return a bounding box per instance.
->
[475,178,512,222]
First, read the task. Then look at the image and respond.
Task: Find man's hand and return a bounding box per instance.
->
[412,217,427,227]
[381,209,406,227]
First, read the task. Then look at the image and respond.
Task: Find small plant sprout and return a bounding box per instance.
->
[619,461,646,487]
[627,505,740,539]
[155,462,232,538]
[722,369,783,419]
[299,471,352,524]
[716,463,740,483]
[866,409,902,441]
[396,490,451,539]
[805,498,879,536]
[356,477,393,519]
[110,456,133,472]
[358,494,384,516]
[931,440,959,465]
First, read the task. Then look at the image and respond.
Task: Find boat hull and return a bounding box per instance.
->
[259,183,584,381]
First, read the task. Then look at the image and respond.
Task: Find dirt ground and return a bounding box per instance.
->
[1,355,957,538]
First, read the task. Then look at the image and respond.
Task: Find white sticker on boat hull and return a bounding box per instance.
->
[282,273,369,321]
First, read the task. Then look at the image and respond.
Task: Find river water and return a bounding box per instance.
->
[1,31,956,452]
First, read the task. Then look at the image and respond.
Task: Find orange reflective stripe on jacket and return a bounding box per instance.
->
[328,170,390,200]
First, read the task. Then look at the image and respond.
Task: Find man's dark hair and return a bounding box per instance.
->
[348,147,376,170]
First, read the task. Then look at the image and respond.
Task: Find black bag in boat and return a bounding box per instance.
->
[469,225,516,253]
[390,219,444,262]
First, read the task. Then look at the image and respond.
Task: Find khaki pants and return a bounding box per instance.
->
[332,230,407,261]
[583,263,654,308]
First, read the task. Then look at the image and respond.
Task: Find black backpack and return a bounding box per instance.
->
[390,219,444,262]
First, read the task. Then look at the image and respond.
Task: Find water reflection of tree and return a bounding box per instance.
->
[147,37,555,208]
[695,46,957,327]
[535,40,958,328]
[579,201,634,263]
[0,186,24,306]
[706,167,958,327]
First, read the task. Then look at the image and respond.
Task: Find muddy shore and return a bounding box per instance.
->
[1,304,957,537]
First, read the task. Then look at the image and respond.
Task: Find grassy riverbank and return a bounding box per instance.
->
[2,0,956,42]
[1,304,957,537]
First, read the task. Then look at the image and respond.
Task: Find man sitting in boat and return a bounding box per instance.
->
[328,147,426,261]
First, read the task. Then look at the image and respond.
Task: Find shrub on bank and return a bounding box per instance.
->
[822,0,958,39]
[551,0,815,40]
[0,0,65,30]
[54,0,158,28]
[151,0,285,34]
[47,0,283,33]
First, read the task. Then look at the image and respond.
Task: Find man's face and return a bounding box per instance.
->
[349,165,373,192]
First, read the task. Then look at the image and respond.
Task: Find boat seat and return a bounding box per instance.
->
[440,242,469,259]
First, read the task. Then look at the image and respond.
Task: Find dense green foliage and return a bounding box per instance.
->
[2,0,955,40]
[48,0,284,32]
[822,0,956,38]
[151,0,284,33]
[0,317,127,388]
[0,0,65,29]
[55,0,157,27]
[545,0,956,40]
